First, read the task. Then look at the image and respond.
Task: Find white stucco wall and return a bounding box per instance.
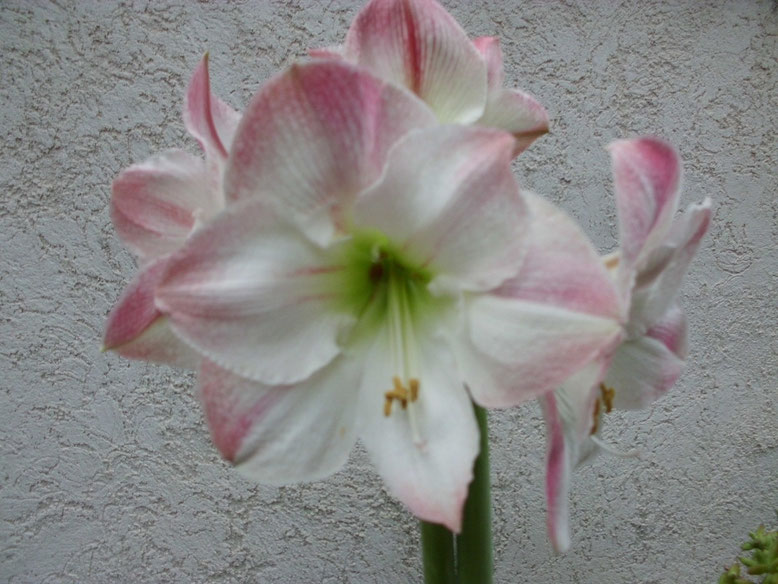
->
[1,1,776,582]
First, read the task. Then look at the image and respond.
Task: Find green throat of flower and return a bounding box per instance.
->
[338,231,438,440]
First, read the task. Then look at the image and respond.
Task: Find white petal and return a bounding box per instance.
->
[344,0,487,123]
[455,193,623,407]
[225,60,435,246]
[353,126,527,293]
[199,357,359,483]
[607,306,688,410]
[156,198,355,386]
[628,198,712,333]
[356,328,478,533]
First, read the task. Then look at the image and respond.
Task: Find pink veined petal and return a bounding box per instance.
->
[540,392,573,553]
[199,357,360,483]
[183,53,241,160]
[541,360,608,553]
[476,88,550,157]
[471,36,504,91]
[609,137,682,277]
[455,192,624,408]
[103,257,199,369]
[356,326,479,533]
[155,198,356,386]
[343,0,487,124]
[225,60,436,246]
[353,126,527,293]
[628,198,712,334]
[608,305,688,410]
[111,150,219,261]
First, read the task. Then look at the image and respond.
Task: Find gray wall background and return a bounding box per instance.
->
[1,1,776,582]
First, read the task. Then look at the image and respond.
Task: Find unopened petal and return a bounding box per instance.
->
[457,193,623,407]
[353,126,527,293]
[200,358,359,483]
[357,329,478,533]
[225,60,435,245]
[343,0,487,124]
[111,150,218,260]
[477,88,550,156]
[156,199,355,386]
[103,257,199,369]
[184,53,241,160]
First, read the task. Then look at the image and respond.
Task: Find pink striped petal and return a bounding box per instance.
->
[156,198,355,386]
[356,327,478,533]
[540,392,573,553]
[199,357,359,482]
[353,126,527,293]
[472,36,504,91]
[455,192,624,408]
[608,305,688,410]
[343,0,487,124]
[184,53,241,160]
[111,150,219,260]
[541,361,607,552]
[609,137,681,273]
[477,88,550,156]
[225,60,435,246]
[629,198,712,333]
[103,257,199,368]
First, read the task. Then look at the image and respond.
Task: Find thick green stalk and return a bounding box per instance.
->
[456,403,492,584]
[420,520,456,584]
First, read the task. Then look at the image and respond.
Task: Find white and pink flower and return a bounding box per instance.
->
[541,137,712,552]
[312,0,549,156]
[144,60,621,531]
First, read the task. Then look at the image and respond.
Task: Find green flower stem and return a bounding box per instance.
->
[420,520,456,584]
[456,403,493,584]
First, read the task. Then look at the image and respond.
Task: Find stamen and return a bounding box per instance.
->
[599,383,615,413]
[590,435,641,459]
[383,377,420,416]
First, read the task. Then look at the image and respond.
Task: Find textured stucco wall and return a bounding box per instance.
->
[1,1,776,582]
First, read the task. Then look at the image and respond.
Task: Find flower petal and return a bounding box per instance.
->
[156,198,355,386]
[628,198,712,333]
[609,137,681,273]
[103,257,199,368]
[184,53,241,160]
[455,192,623,407]
[541,361,606,553]
[471,36,504,91]
[111,150,219,260]
[356,328,479,532]
[343,0,487,124]
[540,392,573,553]
[199,357,360,483]
[353,126,527,293]
[607,305,688,410]
[225,60,435,246]
[476,88,550,156]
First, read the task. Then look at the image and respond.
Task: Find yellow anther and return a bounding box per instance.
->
[599,383,615,413]
[383,377,421,417]
[408,378,419,402]
[590,398,601,435]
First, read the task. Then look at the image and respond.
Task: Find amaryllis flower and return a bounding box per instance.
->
[103,54,240,367]
[541,137,713,552]
[312,0,549,156]
[153,60,622,531]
